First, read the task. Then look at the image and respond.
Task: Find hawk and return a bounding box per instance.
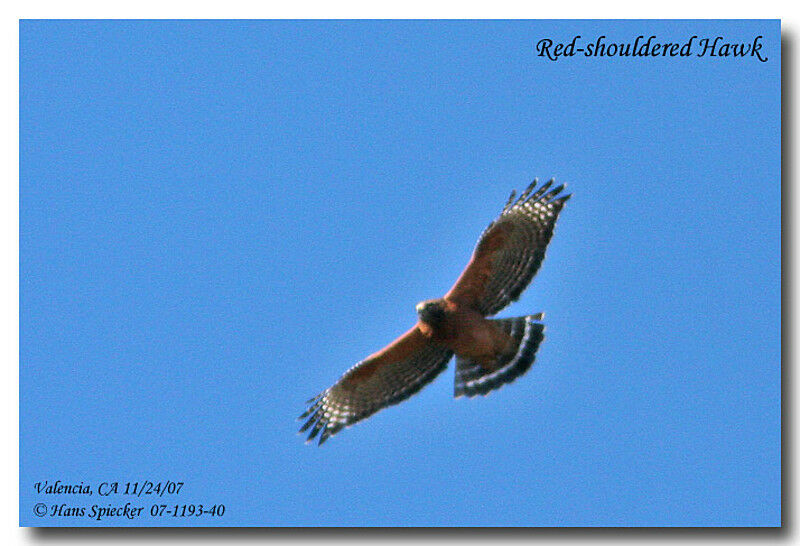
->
[299,178,571,444]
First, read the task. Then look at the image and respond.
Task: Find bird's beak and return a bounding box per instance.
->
[415,302,424,313]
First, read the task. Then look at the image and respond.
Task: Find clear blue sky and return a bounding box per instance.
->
[20,20,780,526]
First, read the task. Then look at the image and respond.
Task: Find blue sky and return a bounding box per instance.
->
[20,20,780,526]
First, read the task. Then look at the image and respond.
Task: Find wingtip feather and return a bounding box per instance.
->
[528,180,554,202]
[517,178,538,203]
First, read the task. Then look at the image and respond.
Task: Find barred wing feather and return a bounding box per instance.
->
[299,327,453,445]
[446,179,571,316]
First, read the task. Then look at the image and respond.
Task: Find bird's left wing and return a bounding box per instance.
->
[445,179,571,316]
[299,327,453,445]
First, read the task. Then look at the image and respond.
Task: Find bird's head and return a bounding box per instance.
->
[415,299,447,326]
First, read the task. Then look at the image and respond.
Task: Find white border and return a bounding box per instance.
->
[5,2,794,544]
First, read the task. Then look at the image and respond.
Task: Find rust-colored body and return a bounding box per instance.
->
[416,299,510,368]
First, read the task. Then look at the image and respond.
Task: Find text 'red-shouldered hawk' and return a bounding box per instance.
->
[300,178,571,444]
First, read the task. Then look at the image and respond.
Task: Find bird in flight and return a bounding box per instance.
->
[299,178,571,444]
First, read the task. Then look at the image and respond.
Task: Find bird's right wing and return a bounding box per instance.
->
[299,327,453,445]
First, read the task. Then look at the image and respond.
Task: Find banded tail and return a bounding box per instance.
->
[454,314,545,398]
